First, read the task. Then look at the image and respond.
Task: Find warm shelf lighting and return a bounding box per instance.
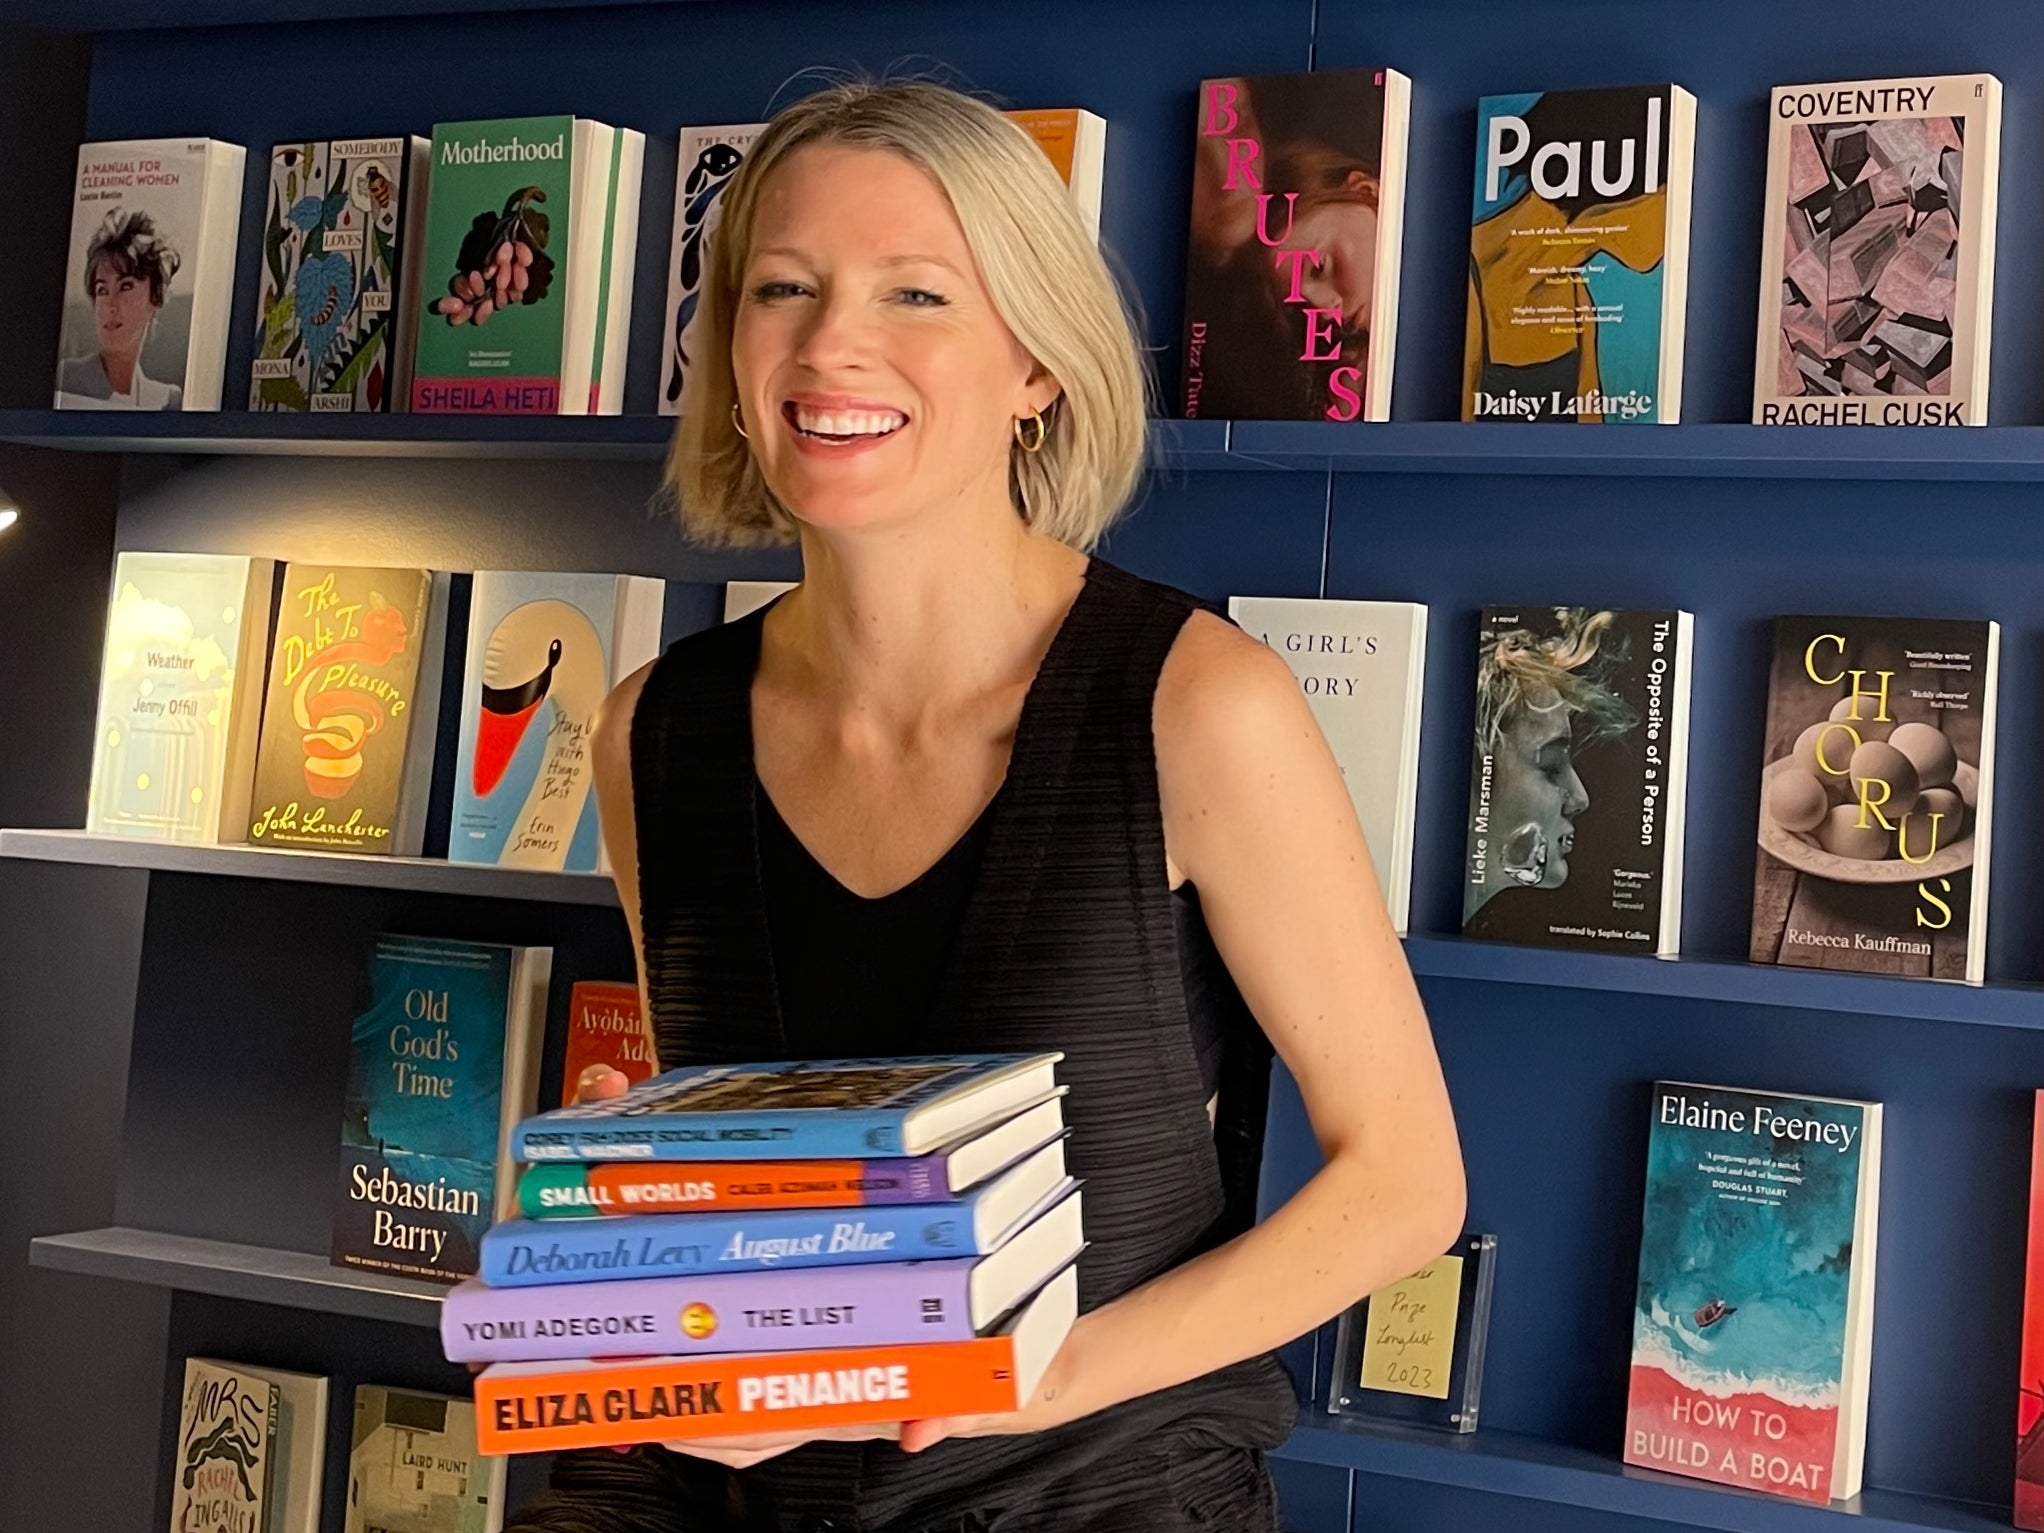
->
[0,482,16,534]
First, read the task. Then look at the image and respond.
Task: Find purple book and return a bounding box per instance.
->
[442,1187,1082,1363]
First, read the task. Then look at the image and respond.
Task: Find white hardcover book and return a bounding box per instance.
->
[56,137,246,411]
[1229,596,1426,933]
[1753,74,2002,425]
[659,123,768,417]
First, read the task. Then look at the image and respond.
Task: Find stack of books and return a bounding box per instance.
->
[445,1053,1085,1454]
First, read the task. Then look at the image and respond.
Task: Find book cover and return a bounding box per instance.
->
[474,1264,1075,1453]
[513,1053,1060,1162]
[1625,1082,1883,1503]
[1180,68,1411,422]
[1753,75,2002,426]
[1462,607,1692,956]
[168,1358,278,1533]
[447,1189,1083,1362]
[1229,597,1426,932]
[2017,1091,2044,1530]
[410,117,577,413]
[558,980,655,1106]
[659,122,765,416]
[87,551,276,844]
[1464,85,1696,423]
[447,571,664,871]
[246,565,444,856]
[250,138,422,413]
[1749,615,1999,982]
[56,137,245,411]
[345,1386,504,1533]
[1004,108,1107,237]
[333,935,550,1283]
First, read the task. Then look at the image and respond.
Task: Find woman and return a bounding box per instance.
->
[1463,609,1637,925]
[55,208,183,409]
[516,80,1463,1532]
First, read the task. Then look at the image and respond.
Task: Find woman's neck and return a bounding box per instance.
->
[102,346,140,395]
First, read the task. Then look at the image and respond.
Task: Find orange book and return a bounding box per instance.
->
[473,1267,1074,1453]
[558,981,655,1106]
[1003,109,1106,237]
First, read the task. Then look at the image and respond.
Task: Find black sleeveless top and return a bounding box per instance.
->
[606,559,1296,1532]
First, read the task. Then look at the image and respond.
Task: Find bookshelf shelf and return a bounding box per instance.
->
[0,828,619,905]
[1273,1422,2006,1533]
[28,1226,443,1327]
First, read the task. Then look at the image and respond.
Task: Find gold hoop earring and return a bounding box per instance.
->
[1013,408,1048,454]
[731,402,749,440]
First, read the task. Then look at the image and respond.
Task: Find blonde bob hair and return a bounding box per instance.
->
[666,78,1149,550]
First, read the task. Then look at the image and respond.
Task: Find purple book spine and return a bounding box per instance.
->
[441,1258,978,1362]
[867,1154,946,1204]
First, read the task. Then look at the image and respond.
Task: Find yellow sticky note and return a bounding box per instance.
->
[1358,1253,1463,1400]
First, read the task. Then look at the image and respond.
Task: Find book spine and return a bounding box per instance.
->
[480,1202,977,1287]
[475,1333,1024,1452]
[515,1108,908,1162]
[442,1262,978,1361]
[518,1156,948,1218]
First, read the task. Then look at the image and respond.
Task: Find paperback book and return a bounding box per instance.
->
[1625,1081,1883,1503]
[245,565,449,856]
[1229,596,1426,932]
[448,571,664,872]
[2018,1091,2044,1530]
[1753,75,2003,426]
[249,137,428,413]
[56,137,246,411]
[658,122,766,415]
[480,1138,1069,1287]
[1462,606,1693,956]
[345,1386,504,1533]
[332,934,551,1283]
[1464,84,1697,423]
[474,1264,1076,1453]
[445,1184,1084,1362]
[1181,67,1411,422]
[558,979,655,1105]
[516,1092,1066,1217]
[1006,108,1108,238]
[513,1052,1062,1162]
[168,1358,278,1533]
[1749,615,1999,982]
[87,552,276,844]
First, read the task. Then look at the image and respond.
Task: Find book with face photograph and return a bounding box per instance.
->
[1461,606,1692,955]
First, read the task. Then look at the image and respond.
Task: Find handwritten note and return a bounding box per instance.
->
[1358,1252,1462,1400]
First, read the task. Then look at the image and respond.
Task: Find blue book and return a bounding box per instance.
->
[510,1052,1062,1162]
[480,1138,1071,1288]
[331,934,552,1283]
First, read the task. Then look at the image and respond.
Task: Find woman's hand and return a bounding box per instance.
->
[896,1316,1093,1453]
[572,1063,634,1104]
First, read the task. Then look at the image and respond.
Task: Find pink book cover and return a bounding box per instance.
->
[2017,1091,2044,1529]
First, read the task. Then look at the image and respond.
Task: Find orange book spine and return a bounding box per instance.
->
[524,1160,927,1216]
[475,1334,1022,1453]
[558,981,656,1106]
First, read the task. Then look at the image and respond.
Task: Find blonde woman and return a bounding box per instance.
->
[526,79,1464,1532]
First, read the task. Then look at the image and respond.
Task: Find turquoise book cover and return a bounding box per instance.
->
[332,935,515,1283]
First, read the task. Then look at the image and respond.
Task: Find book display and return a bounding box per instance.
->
[16,3,2044,1531]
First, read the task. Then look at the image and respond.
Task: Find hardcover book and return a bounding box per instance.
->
[1464,85,1697,423]
[411,116,645,415]
[1749,615,1999,982]
[1625,1082,1883,1503]
[448,571,664,872]
[481,1138,1070,1288]
[332,935,551,1283]
[1753,75,2002,426]
[2018,1091,2044,1530]
[1229,597,1426,932]
[558,979,655,1105]
[87,551,277,844]
[56,137,246,411]
[1180,67,1411,422]
[345,1386,505,1533]
[516,1092,1066,1217]
[474,1264,1076,1453]
[168,1358,277,1533]
[513,1052,1062,1162]
[245,565,449,856]
[658,122,766,416]
[444,1184,1084,1362]
[1462,606,1693,956]
[250,137,428,413]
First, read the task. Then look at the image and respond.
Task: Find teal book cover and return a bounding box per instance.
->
[333,935,516,1284]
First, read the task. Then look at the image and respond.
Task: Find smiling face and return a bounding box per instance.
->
[730,142,1055,538]
[1490,683,1590,891]
[90,256,158,364]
